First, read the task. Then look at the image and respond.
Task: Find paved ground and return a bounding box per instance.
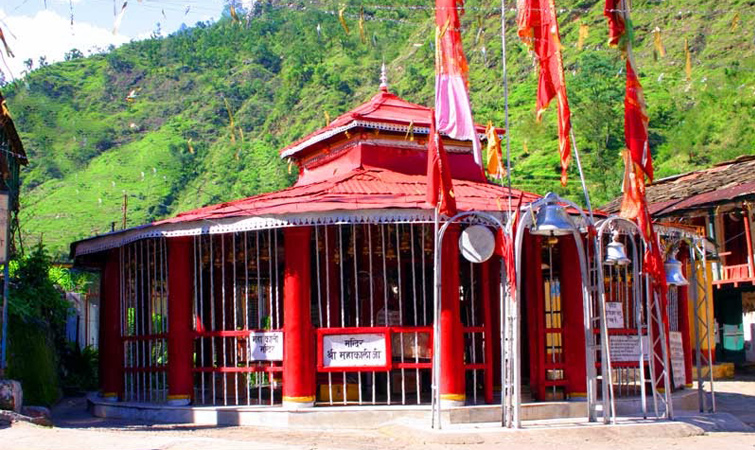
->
[1,375,753,450]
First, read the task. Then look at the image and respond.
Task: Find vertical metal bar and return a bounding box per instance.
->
[148,240,153,403]
[396,224,406,405]
[221,235,228,406]
[352,225,362,405]
[701,243,716,412]
[199,236,206,405]
[325,227,333,405]
[471,260,478,404]
[272,229,279,405]
[381,224,391,405]
[431,211,440,428]
[233,233,239,406]
[410,224,420,405]
[315,227,324,406]
[244,232,251,406]
[256,232,262,404]
[422,225,428,326]
[210,235,216,405]
[368,225,376,405]
[338,226,347,405]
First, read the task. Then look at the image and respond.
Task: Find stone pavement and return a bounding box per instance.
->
[0,375,753,450]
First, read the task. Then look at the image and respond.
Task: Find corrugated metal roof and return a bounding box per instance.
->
[156,168,539,226]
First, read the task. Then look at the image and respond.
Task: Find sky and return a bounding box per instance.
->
[0,0,232,80]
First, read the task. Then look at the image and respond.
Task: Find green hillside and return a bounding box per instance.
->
[4,0,755,258]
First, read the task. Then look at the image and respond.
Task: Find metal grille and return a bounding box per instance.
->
[192,231,284,406]
[121,238,169,403]
[312,223,435,405]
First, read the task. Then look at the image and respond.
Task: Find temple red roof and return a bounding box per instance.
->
[280,88,491,159]
[157,167,536,225]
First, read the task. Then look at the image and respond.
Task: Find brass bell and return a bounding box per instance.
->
[530,202,574,237]
[605,231,631,266]
[664,252,688,286]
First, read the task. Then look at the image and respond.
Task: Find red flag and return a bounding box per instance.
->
[426,109,457,217]
[625,59,653,181]
[604,0,625,47]
[435,0,483,171]
[496,194,523,299]
[517,0,572,186]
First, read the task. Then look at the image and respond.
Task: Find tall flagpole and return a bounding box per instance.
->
[500,0,513,213]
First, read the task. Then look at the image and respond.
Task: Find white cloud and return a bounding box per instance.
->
[0,8,130,80]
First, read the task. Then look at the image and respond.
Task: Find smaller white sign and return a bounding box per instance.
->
[323,333,387,368]
[669,331,686,388]
[248,331,283,361]
[605,302,625,329]
[610,334,649,362]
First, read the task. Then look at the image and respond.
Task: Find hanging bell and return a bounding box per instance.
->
[665,254,689,286]
[530,202,574,237]
[604,231,631,266]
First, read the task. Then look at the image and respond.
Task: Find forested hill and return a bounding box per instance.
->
[4,0,755,258]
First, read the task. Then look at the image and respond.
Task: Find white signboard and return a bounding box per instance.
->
[669,331,686,388]
[322,333,387,368]
[605,302,625,329]
[248,331,283,361]
[609,335,649,362]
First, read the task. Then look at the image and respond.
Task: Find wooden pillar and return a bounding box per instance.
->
[560,235,588,399]
[167,237,194,405]
[283,227,316,408]
[100,248,124,401]
[440,226,465,406]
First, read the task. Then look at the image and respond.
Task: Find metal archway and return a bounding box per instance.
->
[430,210,506,429]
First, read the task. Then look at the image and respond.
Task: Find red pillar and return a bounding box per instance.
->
[440,226,465,406]
[524,233,545,401]
[167,237,194,405]
[481,259,494,404]
[560,235,588,399]
[283,227,316,408]
[678,249,694,387]
[100,248,124,401]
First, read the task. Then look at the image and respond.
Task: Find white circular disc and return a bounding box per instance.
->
[459,225,496,264]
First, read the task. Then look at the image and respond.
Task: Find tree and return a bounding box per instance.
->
[64,48,84,61]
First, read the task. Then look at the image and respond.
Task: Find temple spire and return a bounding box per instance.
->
[379,63,388,92]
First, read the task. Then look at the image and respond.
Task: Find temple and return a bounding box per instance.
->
[71,81,709,426]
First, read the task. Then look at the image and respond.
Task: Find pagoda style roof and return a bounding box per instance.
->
[280,88,490,159]
[603,155,755,217]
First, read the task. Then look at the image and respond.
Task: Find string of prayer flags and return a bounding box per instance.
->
[359,7,367,44]
[684,38,692,81]
[113,1,128,35]
[485,122,504,179]
[518,0,572,186]
[577,24,589,50]
[339,6,350,34]
[653,27,666,59]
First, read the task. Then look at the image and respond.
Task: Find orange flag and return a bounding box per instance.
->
[624,59,653,181]
[426,109,457,217]
[517,0,572,186]
[485,123,504,179]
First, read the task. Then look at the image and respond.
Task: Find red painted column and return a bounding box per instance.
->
[100,248,124,401]
[559,235,588,399]
[481,259,494,404]
[678,249,694,387]
[524,233,545,401]
[440,226,465,406]
[283,227,316,408]
[167,237,194,405]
